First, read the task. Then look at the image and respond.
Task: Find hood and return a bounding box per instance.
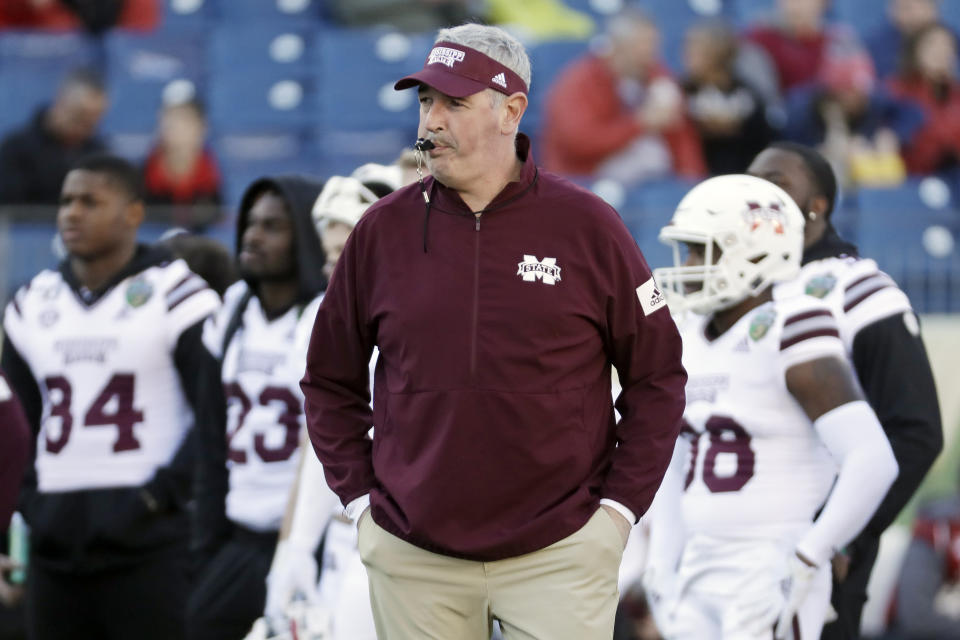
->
[237,175,327,302]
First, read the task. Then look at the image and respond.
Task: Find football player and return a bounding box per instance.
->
[748,142,943,639]
[188,175,327,640]
[1,154,221,639]
[260,174,388,640]
[646,174,898,639]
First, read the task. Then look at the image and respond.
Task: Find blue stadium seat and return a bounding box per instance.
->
[855,179,960,313]
[728,0,776,28]
[942,1,960,35]
[0,32,100,136]
[207,71,315,134]
[3,223,60,295]
[831,0,888,40]
[218,155,324,210]
[632,178,698,271]
[314,28,433,132]
[157,0,213,30]
[526,40,589,138]
[213,0,321,24]
[102,30,206,134]
[208,25,314,76]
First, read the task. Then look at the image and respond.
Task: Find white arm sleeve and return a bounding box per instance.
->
[797,400,899,566]
[645,438,688,578]
[287,447,341,550]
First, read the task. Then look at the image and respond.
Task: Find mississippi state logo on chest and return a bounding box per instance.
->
[517,255,561,285]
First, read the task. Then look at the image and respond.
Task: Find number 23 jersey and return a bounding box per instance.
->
[202,281,322,532]
[2,258,220,493]
[677,295,847,542]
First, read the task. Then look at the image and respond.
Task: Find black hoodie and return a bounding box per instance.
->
[192,175,326,561]
[236,175,328,304]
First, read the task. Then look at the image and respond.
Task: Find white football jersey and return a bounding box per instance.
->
[774,256,913,353]
[2,259,219,492]
[202,281,322,532]
[677,295,847,546]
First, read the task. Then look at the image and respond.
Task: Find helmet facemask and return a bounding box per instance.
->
[653,175,805,315]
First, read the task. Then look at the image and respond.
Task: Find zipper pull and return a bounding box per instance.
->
[474,213,481,231]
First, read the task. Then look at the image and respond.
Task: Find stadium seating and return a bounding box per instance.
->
[526,39,589,138]
[102,30,206,135]
[855,179,960,313]
[211,0,323,24]
[156,0,213,31]
[208,24,315,77]
[0,31,100,137]
[207,70,314,134]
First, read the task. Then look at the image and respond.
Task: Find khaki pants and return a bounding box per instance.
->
[357,509,624,640]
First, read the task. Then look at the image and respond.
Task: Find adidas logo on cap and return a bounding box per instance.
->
[491,72,507,88]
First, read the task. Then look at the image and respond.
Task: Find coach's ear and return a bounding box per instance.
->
[500,92,527,136]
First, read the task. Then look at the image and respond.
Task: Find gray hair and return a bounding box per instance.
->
[435,23,532,90]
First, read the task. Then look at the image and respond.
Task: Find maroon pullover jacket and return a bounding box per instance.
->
[302,136,686,561]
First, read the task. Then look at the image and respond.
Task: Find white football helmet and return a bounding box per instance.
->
[653,174,805,314]
[312,176,379,234]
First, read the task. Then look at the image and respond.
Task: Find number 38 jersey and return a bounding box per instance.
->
[677,294,847,543]
[2,257,220,493]
[202,281,322,532]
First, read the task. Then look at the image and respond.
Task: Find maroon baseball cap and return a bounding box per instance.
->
[394,41,528,98]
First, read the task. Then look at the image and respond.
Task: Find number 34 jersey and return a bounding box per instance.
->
[2,258,220,493]
[677,294,847,543]
[202,281,322,532]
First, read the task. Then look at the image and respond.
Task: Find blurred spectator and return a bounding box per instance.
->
[486,0,594,41]
[782,50,925,186]
[890,474,960,639]
[746,0,863,93]
[328,0,483,33]
[888,23,960,175]
[866,0,943,79]
[143,98,223,231]
[682,20,773,175]
[541,9,705,184]
[0,68,108,208]
[157,229,237,299]
[0,0,157,32]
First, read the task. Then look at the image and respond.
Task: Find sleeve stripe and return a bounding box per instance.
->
[843,284,896,313]
[844,272,881,292]
[780,327,841,350]
[845,273,891,299]
[167,280,209,311]
[783,308,832,327]
[166,275,205,306]
[165,273,194,298]
[780,316,838,343]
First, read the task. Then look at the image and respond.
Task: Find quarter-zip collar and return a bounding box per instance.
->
[427,133,537,216]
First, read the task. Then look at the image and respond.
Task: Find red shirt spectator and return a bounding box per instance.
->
[541,10,704,182]
[142,99,223,230]
[745,0,862,93]
[0,0,158,32]
[887,23,960,174]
